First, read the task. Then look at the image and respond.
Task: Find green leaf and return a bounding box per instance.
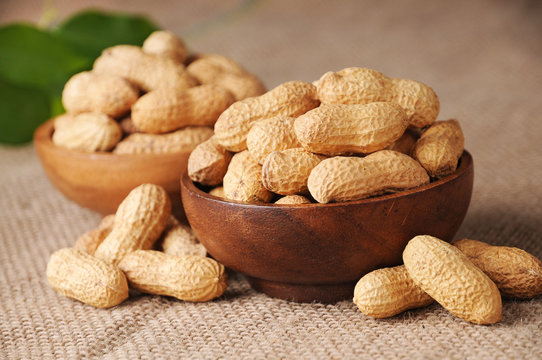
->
[0,77,51,144]
[0,23,92,95]
[53,10,159,59]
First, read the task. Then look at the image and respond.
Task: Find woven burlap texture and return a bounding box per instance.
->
[1,0,542,359]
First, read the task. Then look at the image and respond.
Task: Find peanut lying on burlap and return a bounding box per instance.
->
[354,236,542,324]
[47,184,227,308]
[53,30,266,155]
[187,66,463,205]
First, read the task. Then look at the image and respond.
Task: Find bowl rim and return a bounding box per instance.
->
[181,150,473,208]
[34,118,192,161]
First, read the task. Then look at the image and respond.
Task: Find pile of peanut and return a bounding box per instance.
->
[46,184,228,308]
[52,30,266,154]
[188,67,464,204]
[354,235,542,324]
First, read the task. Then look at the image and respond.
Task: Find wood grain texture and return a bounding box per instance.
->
[34,120,189,220]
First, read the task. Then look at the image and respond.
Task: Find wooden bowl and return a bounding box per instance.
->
[181,151,474,303]
[34,119,190,220]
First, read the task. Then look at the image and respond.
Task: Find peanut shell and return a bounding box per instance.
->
[94,184,171,264]
[353,265,433,318]
[247,116,301,164]
[214,81,320,152]
[308,150,429,203]
[188,136,233,186]
[455,238,542,299]
[142,30,188,64]
[262,148,326,195]
[294,102,409,155]
[223,150,273,203]
[131,84,235,134]
[118,250,228,302]
[403,235,502,324]
[46,248,128,308]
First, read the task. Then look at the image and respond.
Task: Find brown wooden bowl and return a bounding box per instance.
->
[34,119,190,220]
[181,151,474,303]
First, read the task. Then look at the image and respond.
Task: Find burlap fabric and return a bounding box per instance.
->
[1,0,541,358]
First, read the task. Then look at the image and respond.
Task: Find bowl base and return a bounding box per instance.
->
[245,276,355,303]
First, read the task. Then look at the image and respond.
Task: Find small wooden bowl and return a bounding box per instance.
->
[181,151,474,303]
[34,119,190,220]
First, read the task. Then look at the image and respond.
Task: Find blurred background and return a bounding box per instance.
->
[1,0,541,242]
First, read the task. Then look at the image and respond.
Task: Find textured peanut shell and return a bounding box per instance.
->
[46,248,128,308]
[413,119,465,178]
[160,223,207,258]
[274,195,311,205]
[119,116,141,135]
[131,84,235,134]
[93,45,197,92]
[113,126,213,155]
[223,150,273,203]
[214,81,320,152]
[386,128,421,155]
[212,73,266,101]
[353,265,433,318]
[142,30,188,64]
[294,102,408,155]
[308,150,429,203]
[262,148,326,195]
[403,235,502,324]
[208,186,225,198]
[118,250,228,302]
[52,112,122,152]
[74,214,115,254]
[186,54,248,83]
[94,184,171,264]
[62,71,139,118]
[455,239,542,299]
[316,67,439,128]
[188,137,233,186]
[247,116,301,164]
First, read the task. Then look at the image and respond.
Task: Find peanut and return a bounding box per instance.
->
[274,195,311,205]
[455,239,542,299]
[93,45,197,92]
[160,223,207,258]
[62,71,139,118]
[308,150,429,203]
[316,67,439,128]
[262,148,326,195]
[113,126,213,155]
[131,84,235,134]
[403,235,502,324]
[74,214,115,255]
[118,250,228,302]
[46,248,129,308]
[212,72,266,101]
[386,128,421,155]
[119,116,141,135]
[353,265,433,318]
[94,184,171,264]
[142,30,188,64]
[52,112,122,152]
[247,116,301,164]
[188,136,233,186]
[214,81,320,152]
[186,54,249,83]
[186,54,266,101]
[223,150,273,203]
[208,186,225,198]
[413,119,465,178]
[294,102,408,155]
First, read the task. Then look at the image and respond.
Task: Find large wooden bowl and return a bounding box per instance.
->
[34,119,190,220]
[181,151,474,303]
